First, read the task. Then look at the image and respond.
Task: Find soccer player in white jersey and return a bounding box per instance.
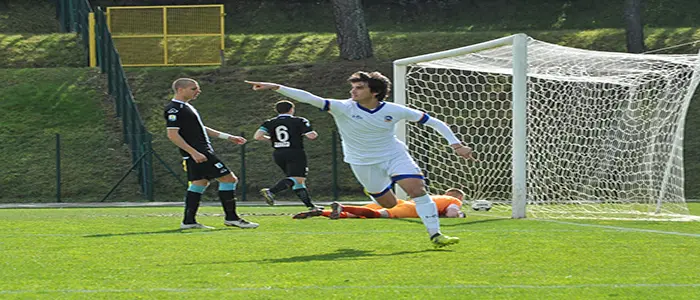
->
[245,71,474,248]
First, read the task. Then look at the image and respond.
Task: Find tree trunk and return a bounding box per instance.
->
[624,0,646,53]
[330,0,373,60]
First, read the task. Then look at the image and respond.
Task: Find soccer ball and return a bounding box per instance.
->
[471,200,492,211]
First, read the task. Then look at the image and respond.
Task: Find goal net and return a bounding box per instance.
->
[394,34,700,221]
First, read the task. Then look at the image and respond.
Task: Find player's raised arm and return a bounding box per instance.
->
[422,117,474,160]
[245,81,280,91]
[245,80,327,109]
[402,108,475,160]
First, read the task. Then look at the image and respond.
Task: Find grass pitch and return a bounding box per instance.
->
[1,204,699,299]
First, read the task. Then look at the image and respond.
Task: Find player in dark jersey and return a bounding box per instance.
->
[165,78,258,229]
[254,100,322,211]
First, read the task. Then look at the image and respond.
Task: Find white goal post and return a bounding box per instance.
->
[394,33,700,220]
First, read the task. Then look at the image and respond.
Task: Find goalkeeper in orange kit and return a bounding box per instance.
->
[293,188,466,219]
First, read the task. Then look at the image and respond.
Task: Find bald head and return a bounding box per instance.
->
[171,78,201,102]
[172,78,197,93]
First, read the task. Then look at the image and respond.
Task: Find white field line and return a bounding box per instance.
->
[1,283,700,294]
[536,219,700,237]
[466,211,700,238]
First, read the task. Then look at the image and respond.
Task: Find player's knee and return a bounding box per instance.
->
[218,172,237,183]
[375,195,397,208]
[405,187,427,199]
[191,179,209,187]
[397,178,427,198]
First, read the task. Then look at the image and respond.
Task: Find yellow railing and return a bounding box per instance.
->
[106,5,225,67]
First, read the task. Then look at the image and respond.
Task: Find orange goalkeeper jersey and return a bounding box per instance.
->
[385,195,462,218]
[432,195,463,214]
[363,199,407,210]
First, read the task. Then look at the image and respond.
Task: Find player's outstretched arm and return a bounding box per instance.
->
[244,81,280,91]
[450,143,474,160]
[419,116,475,160]
[245,80,327,109]
[206,127,246,145]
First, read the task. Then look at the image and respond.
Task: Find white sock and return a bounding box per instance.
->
[413,194,441,237]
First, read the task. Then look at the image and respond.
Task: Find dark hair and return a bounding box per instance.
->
[275,100,294,114]
[348,71,392,101]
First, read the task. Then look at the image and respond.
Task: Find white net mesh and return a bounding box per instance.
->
[400,37,700,220]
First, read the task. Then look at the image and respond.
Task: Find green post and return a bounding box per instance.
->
[56,133,61,203]
[138,131,153,201]
[67,0,75,32]
[142,132,154,201]
[134,124,144,195]
[57,0,67,32]
[332,130,338,201]
[96,8,104,71]
[240,131,247,201]
[121,84,129,143]
[107,49,113,94]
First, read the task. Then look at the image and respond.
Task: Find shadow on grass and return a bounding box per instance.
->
[262,248,445,263]
[176,248,447,266]
[83,228,230,238]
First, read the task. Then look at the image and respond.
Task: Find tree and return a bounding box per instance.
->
[330,0,373,60]
[624,0,646,53]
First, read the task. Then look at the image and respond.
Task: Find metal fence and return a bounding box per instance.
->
[106,5,225,66]
[57,0,154,200]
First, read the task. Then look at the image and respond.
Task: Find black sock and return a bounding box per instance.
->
[270,178,294,194]
[293,188,314,208]
[219,190,239,221]
[183,191,202,224]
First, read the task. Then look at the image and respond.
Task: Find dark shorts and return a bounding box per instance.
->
[273,149,308,177]
[184,152,232,181]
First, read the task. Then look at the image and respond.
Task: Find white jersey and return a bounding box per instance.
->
[324,99,424,164]
[276,86,460,165]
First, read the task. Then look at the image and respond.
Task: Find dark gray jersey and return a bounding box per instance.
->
[259,115,313,150]
[164,99,212,157]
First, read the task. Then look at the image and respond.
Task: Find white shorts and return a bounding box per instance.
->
[350,151,424,195]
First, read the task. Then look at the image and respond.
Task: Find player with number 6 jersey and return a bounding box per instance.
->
[254,100,322,211]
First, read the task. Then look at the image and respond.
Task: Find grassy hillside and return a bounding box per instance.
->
[3,28,699,69]
[0,68,142,202]
[86,0,700,33]
[225,28,700,66]
[0,33,84,68]
[0,0,60,33]
[4,0,698,35]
